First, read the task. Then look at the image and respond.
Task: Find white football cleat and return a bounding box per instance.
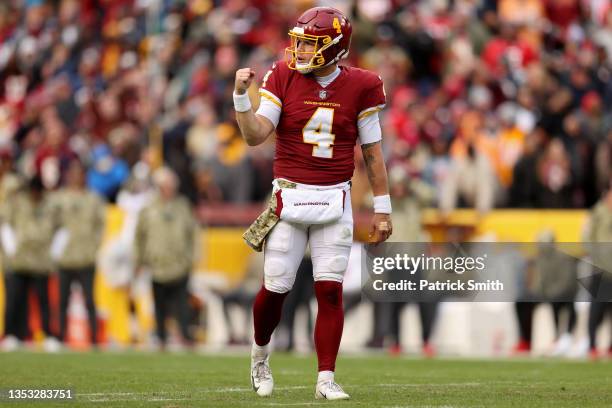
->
[251,356,274,397]
[315,380,350,400]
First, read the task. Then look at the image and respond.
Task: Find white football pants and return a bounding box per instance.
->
[263,181,353,293]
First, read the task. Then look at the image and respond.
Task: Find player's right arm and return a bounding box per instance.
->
[234,68,275,146]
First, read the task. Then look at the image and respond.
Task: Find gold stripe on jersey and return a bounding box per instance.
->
[357,104,385,120]
[259,89,282,108]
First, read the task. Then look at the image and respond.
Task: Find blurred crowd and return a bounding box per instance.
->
[0,0,610,211]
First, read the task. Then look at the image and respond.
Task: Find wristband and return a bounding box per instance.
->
[233,91,252,112]
[373,194,392,214]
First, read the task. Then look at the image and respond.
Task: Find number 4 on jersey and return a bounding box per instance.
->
[303,107,335,158]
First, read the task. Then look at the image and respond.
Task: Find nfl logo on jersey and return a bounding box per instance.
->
[318,90,328,100]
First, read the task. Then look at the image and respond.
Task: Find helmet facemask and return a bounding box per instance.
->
[285,27,343,74]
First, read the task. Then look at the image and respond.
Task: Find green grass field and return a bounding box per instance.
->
[0,351,610,407]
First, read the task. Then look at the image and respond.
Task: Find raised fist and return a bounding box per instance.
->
[235,68,255,95]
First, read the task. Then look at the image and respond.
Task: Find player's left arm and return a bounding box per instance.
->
[361,141,392,243]
[359,73,392,244]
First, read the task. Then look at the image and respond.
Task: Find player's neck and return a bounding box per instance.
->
[313,64,338,77]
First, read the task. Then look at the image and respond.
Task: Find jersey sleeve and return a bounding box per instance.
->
[357,111,382,145]
[258,62,285,111]
[357,73,386,121]
[255,97,281,128]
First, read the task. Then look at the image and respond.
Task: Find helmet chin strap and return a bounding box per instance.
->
[296,62,314,74]
[296,33,344,74]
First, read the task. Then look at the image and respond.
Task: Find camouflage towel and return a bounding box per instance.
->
[243,179,297,252]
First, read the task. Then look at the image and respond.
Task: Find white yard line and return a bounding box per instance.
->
[76,382,510,404]
[381,406,461,408]
[375,382,482,387]
[79,385,309,401]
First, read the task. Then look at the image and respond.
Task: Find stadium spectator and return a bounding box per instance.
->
[185,100,219,164]
[134,166,197,349]
[52,159,105,348]
[594,129,612,197]
[34,107,77,189]
[0,149,22,202]
[508,127,545,207]
[422,137,452,207]
[535,139,574,208]
[493,102,526,191]
[86,144,130,202]
[440,140,496,215]
[209,122,253,203]
[594,6,612,64]
[192,160,223,205]
[481,22,537,79]
[246,138,275,203]
[162,100,197,202]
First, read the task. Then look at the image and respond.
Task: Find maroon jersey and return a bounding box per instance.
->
[259,62,385,185]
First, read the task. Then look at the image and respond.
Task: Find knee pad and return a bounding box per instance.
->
[263,281,291,294]
[264,258,292,293]
[313,255,348,284]
[328,255,349,273]
[313,221,353,282]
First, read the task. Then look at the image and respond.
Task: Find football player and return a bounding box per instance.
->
[233,6,392,400]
